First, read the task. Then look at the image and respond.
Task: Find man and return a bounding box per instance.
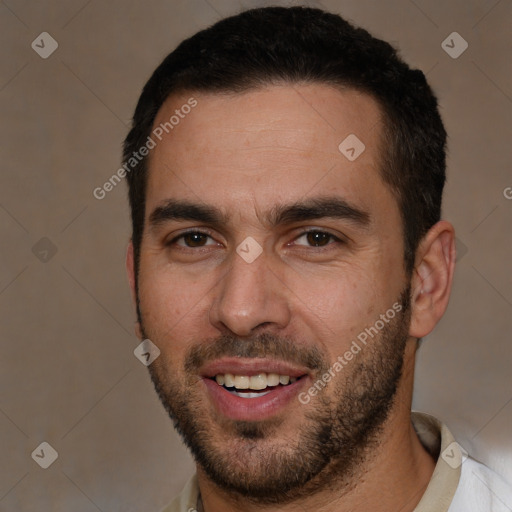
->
[123,6,512,512]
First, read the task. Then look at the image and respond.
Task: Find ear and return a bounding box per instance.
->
[409,221,456,339]
[126,240,143,339]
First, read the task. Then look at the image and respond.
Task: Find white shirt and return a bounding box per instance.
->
[449,457,512,511]
[412,412,512,511]
[160,412,512,511]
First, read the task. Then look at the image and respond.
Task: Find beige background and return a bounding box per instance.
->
[1,0,511,510]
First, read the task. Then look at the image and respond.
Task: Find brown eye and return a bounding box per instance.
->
[183,233,208,247]
[171,231,215,248]
[294,230,338,247]
[305,231,332,247]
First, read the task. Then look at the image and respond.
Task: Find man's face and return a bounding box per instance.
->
[133,84,413,501]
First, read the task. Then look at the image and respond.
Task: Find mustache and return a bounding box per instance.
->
[184,332,328,374]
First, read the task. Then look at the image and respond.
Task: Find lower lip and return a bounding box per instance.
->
[202,377,307,421]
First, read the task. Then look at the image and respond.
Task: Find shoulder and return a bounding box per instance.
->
[449,456,512,511]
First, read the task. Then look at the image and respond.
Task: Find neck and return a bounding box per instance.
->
[198,346,435,512]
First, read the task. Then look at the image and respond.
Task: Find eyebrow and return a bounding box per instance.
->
[149,200,227,228]
[269,197,370,227]
[148,196,370,230]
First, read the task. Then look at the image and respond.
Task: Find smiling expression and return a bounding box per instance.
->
[130,83,415,501]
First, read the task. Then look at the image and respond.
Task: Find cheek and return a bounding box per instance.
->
[138,274,210,377]
[137,264,212,341]
[286,261,395,353]
[290,270,369,329]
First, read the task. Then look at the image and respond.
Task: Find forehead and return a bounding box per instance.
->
[146,84,392,221]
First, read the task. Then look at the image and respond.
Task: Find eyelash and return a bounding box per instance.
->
[167,229,344,249]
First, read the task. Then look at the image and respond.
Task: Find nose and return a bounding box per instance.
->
[209,247,292,337]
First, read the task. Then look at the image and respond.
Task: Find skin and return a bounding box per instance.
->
[126,84,456,511]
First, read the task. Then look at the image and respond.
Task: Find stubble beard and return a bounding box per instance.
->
[143,287,411,505]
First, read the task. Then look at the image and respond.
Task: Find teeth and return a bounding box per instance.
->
[267,373,280,386]
[234,375,249,389]
[249,374,267,390]
[232,390,272,398]
[214,372,298,390]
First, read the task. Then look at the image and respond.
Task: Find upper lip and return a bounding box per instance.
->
[199,357,311,379]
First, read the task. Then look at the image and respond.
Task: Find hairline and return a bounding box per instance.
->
[132,80,410,277]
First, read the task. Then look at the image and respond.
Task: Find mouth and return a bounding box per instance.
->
[200,359,310,421]
[211,372,301,398]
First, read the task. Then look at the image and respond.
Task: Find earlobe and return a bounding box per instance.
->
[409,221,456,339]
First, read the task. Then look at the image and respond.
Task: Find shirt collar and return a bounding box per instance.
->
[172,412,461,512]
[411,411,462,512]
